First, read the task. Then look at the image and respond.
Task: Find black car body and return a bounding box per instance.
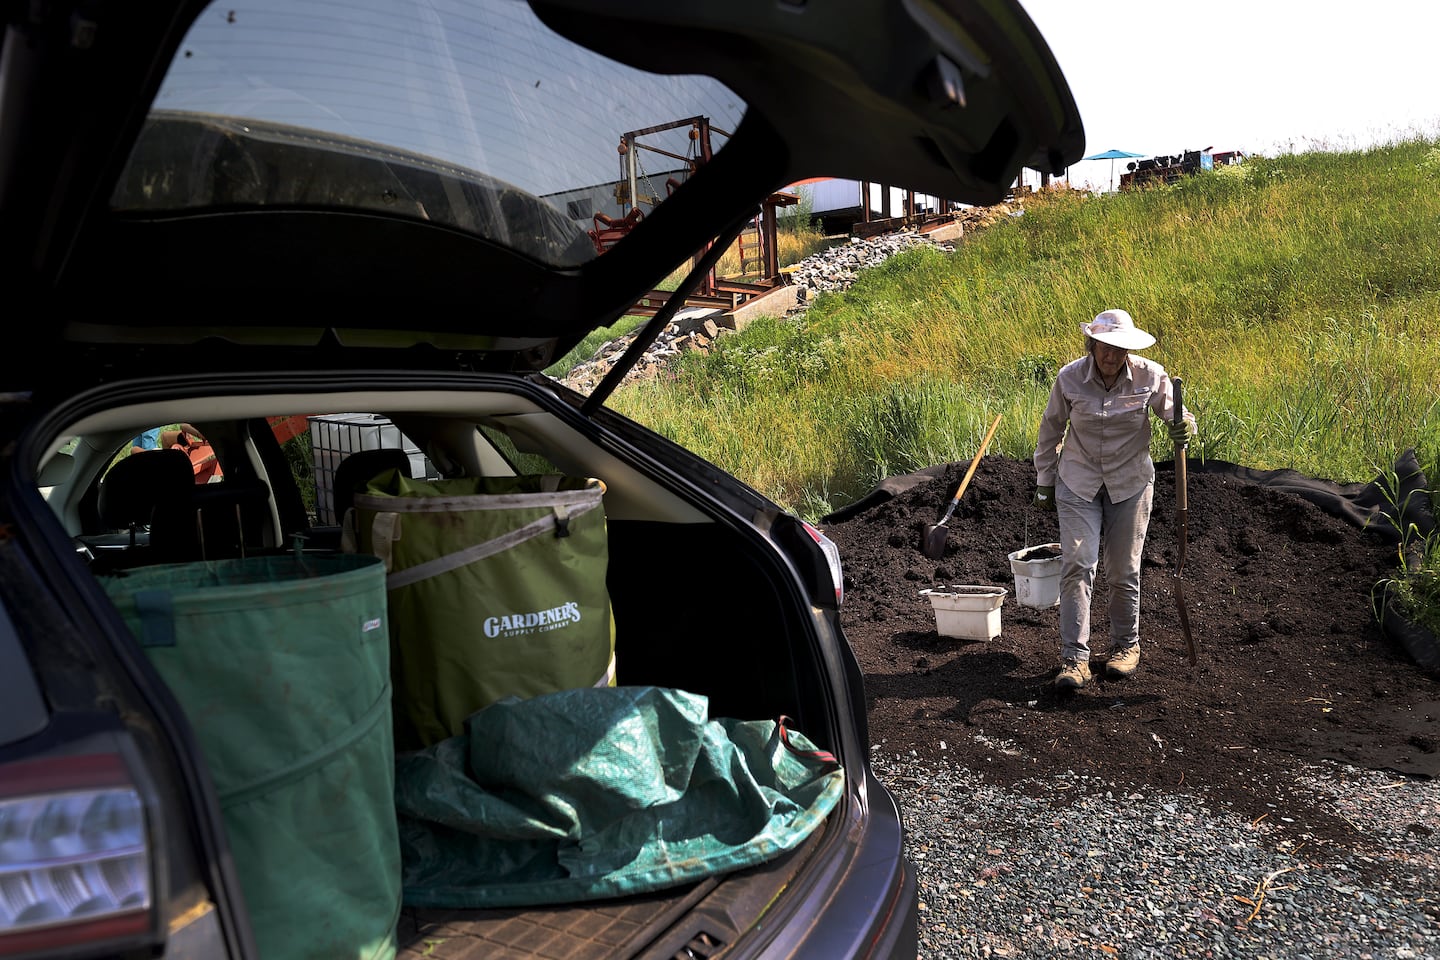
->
[0,1,1082,957]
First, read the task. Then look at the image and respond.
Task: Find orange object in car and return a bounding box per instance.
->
[174,437,222,483]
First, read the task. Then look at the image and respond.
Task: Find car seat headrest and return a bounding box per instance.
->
[98,449,194,529]
[332,448,414,522]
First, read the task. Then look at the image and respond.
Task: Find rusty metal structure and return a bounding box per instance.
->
[589,115,803,320]
[587,116,717,255]
[591,118,962,322]
[850,185,953,239]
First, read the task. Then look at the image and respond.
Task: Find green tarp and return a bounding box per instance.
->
[350,472,616,751]
[396,685,845,908]
[103,555,400,960]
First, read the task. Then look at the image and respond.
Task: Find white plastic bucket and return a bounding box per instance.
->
[1008,543,1062,609]
[919,585,1007,640]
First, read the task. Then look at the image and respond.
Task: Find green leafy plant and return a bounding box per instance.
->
[1010,352,1057,386]
[1401,545,1440,636]
[1374,534,1440,636]
[281,431,316,518]
[1368,467,1440,636]
[778,184,816,236]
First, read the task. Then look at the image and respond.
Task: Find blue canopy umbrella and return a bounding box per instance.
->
[1082,149,1146,191]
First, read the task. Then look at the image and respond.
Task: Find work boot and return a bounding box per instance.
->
[1106,643,1141,678]
[1055,658,1091,690]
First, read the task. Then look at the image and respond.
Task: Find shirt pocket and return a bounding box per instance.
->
[1068,394,1106,430]
[1113,389,1152,426]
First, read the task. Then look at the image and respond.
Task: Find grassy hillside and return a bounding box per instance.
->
[608,141,1440,526]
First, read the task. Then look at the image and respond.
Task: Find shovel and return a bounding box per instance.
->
[922,413,1002,560]
[1172,378,1198,665]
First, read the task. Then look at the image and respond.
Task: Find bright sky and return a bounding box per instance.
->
[1019,1,1440,190]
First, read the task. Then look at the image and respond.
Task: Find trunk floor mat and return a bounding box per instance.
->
[396,824,825,959]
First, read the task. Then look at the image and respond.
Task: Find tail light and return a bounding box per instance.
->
[0,754,152,956]
[802,521,845,607]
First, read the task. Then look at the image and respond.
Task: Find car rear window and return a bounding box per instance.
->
[111,0,746,266]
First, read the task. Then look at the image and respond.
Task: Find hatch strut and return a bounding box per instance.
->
[581,216,750,416]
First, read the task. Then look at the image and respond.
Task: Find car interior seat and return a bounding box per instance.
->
[96,449,196,554]
[333,448,415,523]
[166,479,275,561]
[303,448,416,553]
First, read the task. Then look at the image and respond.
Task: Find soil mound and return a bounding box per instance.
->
[823,454,1439,843]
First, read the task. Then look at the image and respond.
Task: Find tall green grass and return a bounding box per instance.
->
[608,141,1440,520]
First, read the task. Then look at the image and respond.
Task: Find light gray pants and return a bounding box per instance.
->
[1055,477,1154,662]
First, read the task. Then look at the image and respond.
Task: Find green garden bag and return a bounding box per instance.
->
[102,554,400,960]
[395,686,845,908]
[349,472,616,751]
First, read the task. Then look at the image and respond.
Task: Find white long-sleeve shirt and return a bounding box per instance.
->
[1033,353,1193,502]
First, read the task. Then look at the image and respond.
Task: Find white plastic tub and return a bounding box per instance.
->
[1008,543,1061,609]
[919,585,1007,640]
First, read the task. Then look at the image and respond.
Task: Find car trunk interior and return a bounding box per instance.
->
[27,377,847,960]
[397,826,829,959]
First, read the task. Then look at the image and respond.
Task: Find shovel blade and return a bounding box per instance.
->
[922,523,949,560]
[1173,575,1197,665]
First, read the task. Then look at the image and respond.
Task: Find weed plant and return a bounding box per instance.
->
[1370,452,1440,638]
[1389,537,1440,636]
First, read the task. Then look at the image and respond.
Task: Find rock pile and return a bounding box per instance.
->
[786,200,1025,301]
[555,305,738,394]
[556,201,1025,393]
[784,228,956,301]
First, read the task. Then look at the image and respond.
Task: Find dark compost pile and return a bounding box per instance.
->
[823,453,1439,848]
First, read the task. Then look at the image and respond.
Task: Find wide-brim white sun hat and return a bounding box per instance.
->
[1080,308,1156,351]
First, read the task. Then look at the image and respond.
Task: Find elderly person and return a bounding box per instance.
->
[1032,309,1195,690]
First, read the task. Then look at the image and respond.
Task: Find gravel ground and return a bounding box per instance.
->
[870,748,1440,959]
